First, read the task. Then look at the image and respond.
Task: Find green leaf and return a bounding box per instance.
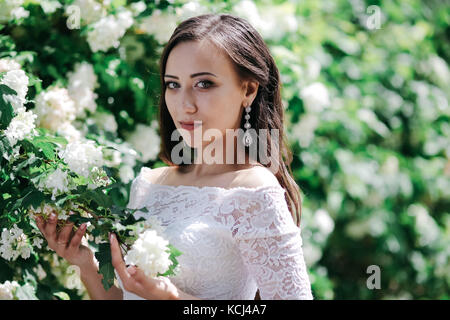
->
[159,244,182,277]
[0,134,12,156]
[81,189,113,208]
[11,189,45,212]
[53,291,70,300]
[68,214,92,224]
[29,135,59,160]
[95,243,115,291]
[0,83,16,130]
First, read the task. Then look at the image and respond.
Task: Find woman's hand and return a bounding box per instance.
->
[35,211,94,270]
[109,232,180,300]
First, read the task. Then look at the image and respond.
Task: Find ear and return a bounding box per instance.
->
[241,79,259,106]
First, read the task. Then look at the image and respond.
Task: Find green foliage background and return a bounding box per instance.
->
[1,0,449,299]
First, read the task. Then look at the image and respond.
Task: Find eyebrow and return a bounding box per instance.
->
[164,72,217,79]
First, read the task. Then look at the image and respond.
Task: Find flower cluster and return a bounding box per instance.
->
[0,280,20,300]
[34,87,76,132]
[59,141,104,178]
[86,10,134,52]
[4,105,37,147]
[126,121,161,163]
[124,229,173,278]
[0,59,38,161]
[67,62,99,118]
[0,224,32,261]
[0,0,29,23]
[0,58,29,111]
[35,167,75,201]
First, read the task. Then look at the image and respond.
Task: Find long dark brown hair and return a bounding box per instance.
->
[157,13,302,227]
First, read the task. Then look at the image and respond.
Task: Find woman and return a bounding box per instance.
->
[35,13,313,300]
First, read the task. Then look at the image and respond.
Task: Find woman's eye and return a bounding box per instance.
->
[197,80,213,89]
[165,82,178,89]
[165,80,213,90]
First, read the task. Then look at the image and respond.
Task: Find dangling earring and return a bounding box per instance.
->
[242,103,253,147]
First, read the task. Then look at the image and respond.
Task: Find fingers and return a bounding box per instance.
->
[127,266,153,288]
[35,215,45,235]
[110,233,133,289]
[44,212,58,240]
[34,210,84,253]
[68,224,87,250]
[56,221,74,250]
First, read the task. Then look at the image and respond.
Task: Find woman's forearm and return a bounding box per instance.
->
[79,259,123,300]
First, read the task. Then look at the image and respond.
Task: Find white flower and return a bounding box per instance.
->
[103,148,122,168]
[118,165,134,184]
[175,1,208,22]
[33,264,47,281]
[36,167,73,200]
[32,237,44,250]
[0,69,29,110]
[0,224,32,261]
[313,209,335,236]
[3,94,24,112]
[67,0,105,25]
[59,140,103,177]
[126,122,160,163]
[87,10,133,52]
[232,0,262,33]
[56,121,82,142]
[0,281,20,300]
[0,58,21,73]
[422,55,450,87]
[408,204,440,247]
[67,62,98,117]
[34,87,76,131]
[139,9,177,44]
[258,4,298,41]
[91,111,118,132]
[116,9,134,30]
[291,113,319,148]
[130,1,146,16]
[0,0,29,23]
[4,107,38,147]
[124,229,173,278]
[28,203,55,220]
[300,82,330,113]
[87,166,111,190]
[39,0,62,14]
[68,62,98,90]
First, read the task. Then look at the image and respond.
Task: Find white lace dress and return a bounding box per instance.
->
[117,167,314,300]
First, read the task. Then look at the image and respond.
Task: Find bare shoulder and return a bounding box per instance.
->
[230,165,281,189]
[139,166,170,184]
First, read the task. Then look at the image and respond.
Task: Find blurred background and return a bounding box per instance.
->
[1,0,449,299]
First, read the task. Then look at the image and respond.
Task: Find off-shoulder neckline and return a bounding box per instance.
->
[136,170,286,193]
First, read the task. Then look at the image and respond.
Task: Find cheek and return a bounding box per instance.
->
[165,93,177,118]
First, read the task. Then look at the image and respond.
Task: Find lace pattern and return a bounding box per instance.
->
[119,167,314,300]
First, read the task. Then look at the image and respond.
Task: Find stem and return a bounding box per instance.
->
[77,205,104,221]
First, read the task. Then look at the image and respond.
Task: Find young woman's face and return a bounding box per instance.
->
[164,40,253,150]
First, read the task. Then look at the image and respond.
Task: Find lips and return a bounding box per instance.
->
[179,120,202,131]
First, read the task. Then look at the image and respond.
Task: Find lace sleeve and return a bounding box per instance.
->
[127,167,152,210]
[231,187,314,300]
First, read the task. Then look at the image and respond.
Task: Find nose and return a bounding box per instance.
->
[179,87,197,113]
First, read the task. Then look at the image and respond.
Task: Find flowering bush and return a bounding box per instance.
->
[0,67,181,299]
[1,0,449,300]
